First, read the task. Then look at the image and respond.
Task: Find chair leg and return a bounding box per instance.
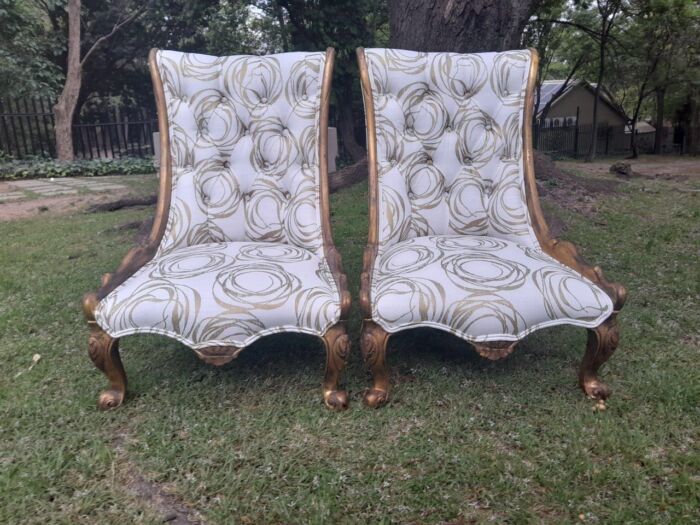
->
[579,314,620,401]
[360,320,390,408]
[87,322,127,410]
[321,322,350,410]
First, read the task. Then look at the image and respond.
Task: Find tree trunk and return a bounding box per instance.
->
[388,0,536,52]
[53,0,82,161]
[688,85,700,155]
[654,87,665,155]
[587,38,606,162]
[336,82,366,162]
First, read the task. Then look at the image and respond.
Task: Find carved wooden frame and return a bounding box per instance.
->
[356,47,626,407]
[83,48,351,410]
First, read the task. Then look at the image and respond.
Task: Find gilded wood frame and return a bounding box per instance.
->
[356,47,626,407]
[83,48,350,410]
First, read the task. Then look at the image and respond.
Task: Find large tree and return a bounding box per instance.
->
[388,0,542,53]
[50,0,144,160]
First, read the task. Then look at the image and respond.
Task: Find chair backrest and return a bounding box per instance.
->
[361,48,538,249]
[153,49,331,256]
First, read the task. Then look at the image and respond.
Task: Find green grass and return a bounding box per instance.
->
[1,171,698,524]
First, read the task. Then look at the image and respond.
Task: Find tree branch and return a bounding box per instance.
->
[80,7,146,68]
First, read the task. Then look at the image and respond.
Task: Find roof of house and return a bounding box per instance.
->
[537,79,628,121]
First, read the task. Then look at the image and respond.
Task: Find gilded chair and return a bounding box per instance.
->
[83,48,351,410]
[357,48,626,407]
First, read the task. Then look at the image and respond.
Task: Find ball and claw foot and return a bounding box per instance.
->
[579,315,619,405]
[322,323,350,411]
[360,320,390,408]
[363,388,389,408]
[324,389,349,410]
[98,388,126,410]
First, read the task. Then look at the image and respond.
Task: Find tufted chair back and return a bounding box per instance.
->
[154,49,331,257]
[362,48,538,250]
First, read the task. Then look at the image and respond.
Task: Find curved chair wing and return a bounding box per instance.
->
[84,48,350,410]
[357,47,626,407]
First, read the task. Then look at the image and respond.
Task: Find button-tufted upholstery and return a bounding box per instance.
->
[363,48,613,341]
[155,50,327,256]
[366,48,537,246]
[94,50,342,348]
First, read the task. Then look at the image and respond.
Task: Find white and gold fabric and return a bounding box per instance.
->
[358,48,626,407]
[84,48,351,410]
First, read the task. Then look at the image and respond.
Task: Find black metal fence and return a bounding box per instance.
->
[0,97,684,161]
[533,123,676,158]
[0,97,157,160]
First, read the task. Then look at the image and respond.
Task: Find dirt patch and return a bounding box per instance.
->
[557,155,700,181]
[113,431,202,525]
[535,151,620,218]
[0,189,135,221]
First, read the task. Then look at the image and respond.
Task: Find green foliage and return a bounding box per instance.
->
[0,157,156,180]
[0,0,63,97]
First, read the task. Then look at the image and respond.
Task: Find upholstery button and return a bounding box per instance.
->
[261,96,268,103]
[181,95,188,103]
[408,191,415,198]
[445,126,452,132]
[426,158,433,166]
[223,161,230,168]
[302,162,309,169]
[301,93,308,100]
[284,191,291,199]
[220,96,227,102]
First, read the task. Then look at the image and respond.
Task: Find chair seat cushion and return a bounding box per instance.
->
[371,235,613,341]
[95,242,341,349]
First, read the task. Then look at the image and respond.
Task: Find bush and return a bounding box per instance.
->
[0,157,156,180]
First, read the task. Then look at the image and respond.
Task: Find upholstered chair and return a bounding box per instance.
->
[83,48,351,410]
[357,48,626,407]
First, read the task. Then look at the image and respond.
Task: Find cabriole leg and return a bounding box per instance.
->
[360,320,390,408]
[579,314,620,401]
[87,322,127,410]
[321,322,350,410]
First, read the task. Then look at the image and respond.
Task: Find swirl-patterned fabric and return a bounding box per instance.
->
[365,48,538,246]
[96,242,340,349]
[372,236,612,341]
[156,50,327,256]
[364,48,612,340]
[95,50,342,348]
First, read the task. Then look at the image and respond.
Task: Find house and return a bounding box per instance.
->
[537,79,629,129]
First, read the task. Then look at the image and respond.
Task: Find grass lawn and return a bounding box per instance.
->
[0,168,698,524]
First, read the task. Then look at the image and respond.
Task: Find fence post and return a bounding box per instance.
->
[605,126,611,155]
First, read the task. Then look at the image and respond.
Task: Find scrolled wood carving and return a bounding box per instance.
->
[360,320,390,407]
[580,313,620,400]
[322,322,350,410]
